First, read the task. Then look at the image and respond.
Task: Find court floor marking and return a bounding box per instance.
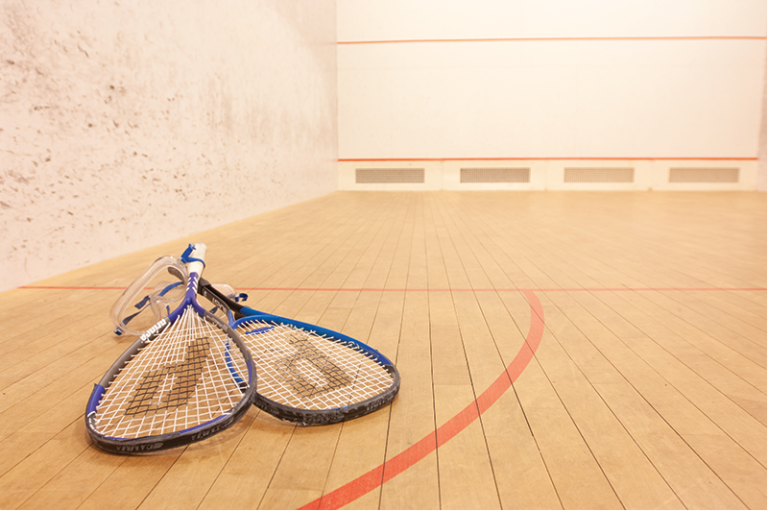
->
[15,284,765,509]
[300,289,545,510]
[15,284,547,509]
[19,285,767,292]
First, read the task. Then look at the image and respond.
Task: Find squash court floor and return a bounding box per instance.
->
[0,191,765,509]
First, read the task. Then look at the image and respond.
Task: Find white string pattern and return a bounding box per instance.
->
[238,320,394,410]
[94,306,248,439]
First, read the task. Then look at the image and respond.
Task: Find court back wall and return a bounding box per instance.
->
[337,0,767,191]
[0,0,338,292]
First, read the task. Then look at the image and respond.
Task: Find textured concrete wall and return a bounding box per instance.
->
[0,1,337,291]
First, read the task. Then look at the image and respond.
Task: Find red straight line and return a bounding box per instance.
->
[18,285,766,292]
[340,157,758,162]
[20,285,129,290]
[299,289,546,510]
[236,287,768,292]
[338,36,767,45]
[237,287,768,293]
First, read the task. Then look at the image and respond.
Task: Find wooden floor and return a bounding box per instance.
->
[0,191,765,510]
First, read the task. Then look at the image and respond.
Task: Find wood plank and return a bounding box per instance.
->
[472,291,562,509]
[595,290,767,425]
[379,288,439,510]
[431,292,500,510]
[197,413,294,510]
[532,294,682,509]
[545,290,765,508]
[315,295,402,509]
[594,381,750,509]
[79,451,182,510]
[0,421,93,509]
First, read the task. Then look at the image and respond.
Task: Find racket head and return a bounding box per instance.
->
[87,244,257,453]
[199,279,400,426]
[235,313,400,425]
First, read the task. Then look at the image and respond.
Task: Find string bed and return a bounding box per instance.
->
[93,307,248,439]
[238,319,394,410]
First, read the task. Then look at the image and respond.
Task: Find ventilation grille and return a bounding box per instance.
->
[356,168,425,184]
[669,167,739,183]
[564,167,634,183]
[460,168,530,183]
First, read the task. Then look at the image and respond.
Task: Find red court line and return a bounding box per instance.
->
[340,156,758,162]
[19,285,127,290]
[18,285,766,292]
[237,287,767,293]
[338,36,767,45]
[299,289,546,510]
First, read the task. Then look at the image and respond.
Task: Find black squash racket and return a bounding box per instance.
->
[198,278,400,426]
[86,244,256,453]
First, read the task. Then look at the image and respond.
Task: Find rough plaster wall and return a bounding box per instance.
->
[0,0,337,292]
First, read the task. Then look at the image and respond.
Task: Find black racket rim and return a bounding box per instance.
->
[252,363,400,426]
[85,312,257,454]
[198,279,401,425]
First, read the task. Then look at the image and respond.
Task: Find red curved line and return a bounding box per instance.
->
[299,289,545,510]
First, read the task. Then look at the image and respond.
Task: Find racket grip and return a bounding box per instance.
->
[183,243,207,278]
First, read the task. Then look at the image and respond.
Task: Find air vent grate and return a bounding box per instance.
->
[563,167,635,183]
[460,168,530,183]
[669,168,739,183]
[564,167,634,183]
[356,168,425,184]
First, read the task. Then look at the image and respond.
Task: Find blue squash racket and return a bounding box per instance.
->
[86,243,256,453]
[198,279,400,426]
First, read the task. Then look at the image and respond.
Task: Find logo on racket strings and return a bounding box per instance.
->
[276,335,353,398]
[123,336,211,416]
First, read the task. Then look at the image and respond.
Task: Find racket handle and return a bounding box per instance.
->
[183,243,207,278]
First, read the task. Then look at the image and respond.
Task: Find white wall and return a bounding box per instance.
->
[338,0,766,41]
[0,0,338,292]
[759,66,767,192]
[337,0,766,190]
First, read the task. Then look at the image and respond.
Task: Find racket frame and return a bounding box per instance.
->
[86,245,256,453]
[199,279,400,425]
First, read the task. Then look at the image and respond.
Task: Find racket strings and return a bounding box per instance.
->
[277,334,354,398]
[238,319,394,410]
[123,336,210,416]
[94,307,248,439]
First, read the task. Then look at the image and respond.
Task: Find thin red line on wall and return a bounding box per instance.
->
[338,35,767,45]
[340,157,759,162]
